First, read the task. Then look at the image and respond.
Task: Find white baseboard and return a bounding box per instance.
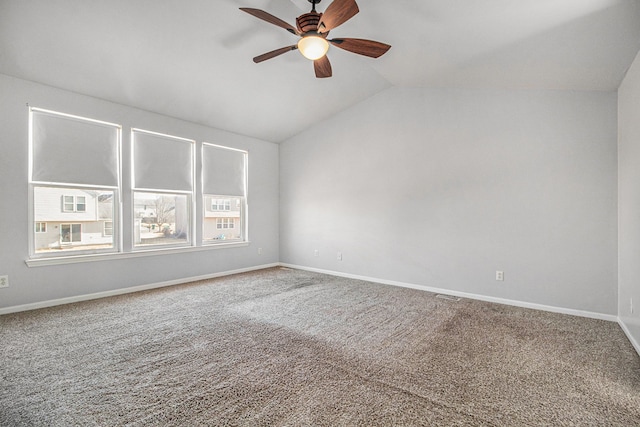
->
[618,319,640,357]
[280,263,619,323]
[0,263,280,315]
[4,261,636,357]
[0,261,621,325]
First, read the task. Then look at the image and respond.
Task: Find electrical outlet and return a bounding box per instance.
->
[631,298,634,314]
[337,252,342,261]
[496,271,504,281]
[314,249,319,257]
[0,275,8,288]
[257,247,263,255]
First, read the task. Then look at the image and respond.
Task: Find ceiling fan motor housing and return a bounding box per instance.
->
[297,12,323,34]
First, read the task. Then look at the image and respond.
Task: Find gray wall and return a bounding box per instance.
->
[0,74,625,321]
[0,74,279,310]
[619,50,640,348]
[280,87,618,315]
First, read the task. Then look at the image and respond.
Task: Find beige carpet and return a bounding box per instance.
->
[1,267,639,426]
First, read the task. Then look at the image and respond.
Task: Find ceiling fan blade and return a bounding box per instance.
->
[329,38,391,58]
[314,55,332,78]
[239,8,299,35]
[253,45,297,63]
[317,0,359,33]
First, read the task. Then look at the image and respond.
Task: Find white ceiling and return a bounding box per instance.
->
[1,0,639,143]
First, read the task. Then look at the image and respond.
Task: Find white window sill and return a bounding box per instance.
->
[25,242,250,267]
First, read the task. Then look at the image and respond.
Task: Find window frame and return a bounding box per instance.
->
[28,107,122,259]
[131,128,196,251]
[62,195,75,212]
[201,143,248,246]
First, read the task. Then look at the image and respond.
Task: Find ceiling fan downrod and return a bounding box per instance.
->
[308,0,321,12]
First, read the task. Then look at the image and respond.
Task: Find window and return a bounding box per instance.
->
[212,199,231,211]
[132,129,194,248]
[76,196,86,212]
[202,143,247,244]
[62,195,86,212]
[28,107,248,263]
[29,108,120,256]
[63,196,74,212]
[216,218,234,229]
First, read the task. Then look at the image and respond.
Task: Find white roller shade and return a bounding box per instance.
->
[202,144,247,196]
[31,110,120,187]
[132,130,194,192]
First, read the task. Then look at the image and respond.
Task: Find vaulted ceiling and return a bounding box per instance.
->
[1,0,639,142]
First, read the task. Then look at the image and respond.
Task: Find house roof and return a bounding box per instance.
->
[1,0,639,143]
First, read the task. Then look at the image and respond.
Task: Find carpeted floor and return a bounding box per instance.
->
[1,267,639,426]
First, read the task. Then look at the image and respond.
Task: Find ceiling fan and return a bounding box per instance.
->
[239,0,391,78]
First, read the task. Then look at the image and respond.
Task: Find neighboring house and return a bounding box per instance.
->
[203,196,242,241]
[34,187,113,252]
[34,189,238,251]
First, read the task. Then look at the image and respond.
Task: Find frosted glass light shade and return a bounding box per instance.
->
[297,36,329,60]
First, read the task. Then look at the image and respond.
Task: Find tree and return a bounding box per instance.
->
[153,196,175,232]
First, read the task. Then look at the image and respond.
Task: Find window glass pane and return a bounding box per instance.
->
[61,224,71,242]
[31,109,119,187]
[34,186,115,253]
[133,192,189,247]
[76,196,86,212]
[204,195,243,243]
[71,224,82,242]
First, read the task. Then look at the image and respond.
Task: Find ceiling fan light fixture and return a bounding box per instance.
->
[297,36,329,60]
[240,0,390,77]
